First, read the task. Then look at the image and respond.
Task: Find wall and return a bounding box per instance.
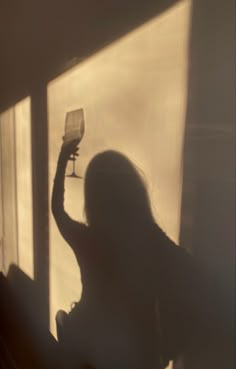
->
[0,0,235,367]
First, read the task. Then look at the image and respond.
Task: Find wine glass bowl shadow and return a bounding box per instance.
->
[64,108,85,178]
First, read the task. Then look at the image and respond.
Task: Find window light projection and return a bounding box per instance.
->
[0,97,34,279]
[48,0,192,338]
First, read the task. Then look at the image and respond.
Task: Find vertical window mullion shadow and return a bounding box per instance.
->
[30,85,50,329]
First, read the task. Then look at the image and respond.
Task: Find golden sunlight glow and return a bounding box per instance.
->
[0,97,34,279]
[0,108,18,273]
[48,0,192,337]
[15,97,34,279]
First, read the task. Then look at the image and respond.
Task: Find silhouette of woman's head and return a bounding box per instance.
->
[84,150,154,232]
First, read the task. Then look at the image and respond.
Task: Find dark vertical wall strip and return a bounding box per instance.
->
[31,86,50,329]
[180,0,235,367]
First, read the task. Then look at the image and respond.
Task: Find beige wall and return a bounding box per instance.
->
[0,0,234,367]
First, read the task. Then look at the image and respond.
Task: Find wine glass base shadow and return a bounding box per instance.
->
[66,172,83,179]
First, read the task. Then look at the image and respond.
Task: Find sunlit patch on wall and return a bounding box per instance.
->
[0,97,34,279]
[15,97,34,279]
[48,0,192,337]
[0,107,18,273]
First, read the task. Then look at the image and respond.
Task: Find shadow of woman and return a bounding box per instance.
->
[52,148,214,369]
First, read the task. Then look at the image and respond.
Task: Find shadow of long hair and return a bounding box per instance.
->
[84,150,155,233]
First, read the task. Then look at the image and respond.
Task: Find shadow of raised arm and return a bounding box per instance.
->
[52,142,87,249]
